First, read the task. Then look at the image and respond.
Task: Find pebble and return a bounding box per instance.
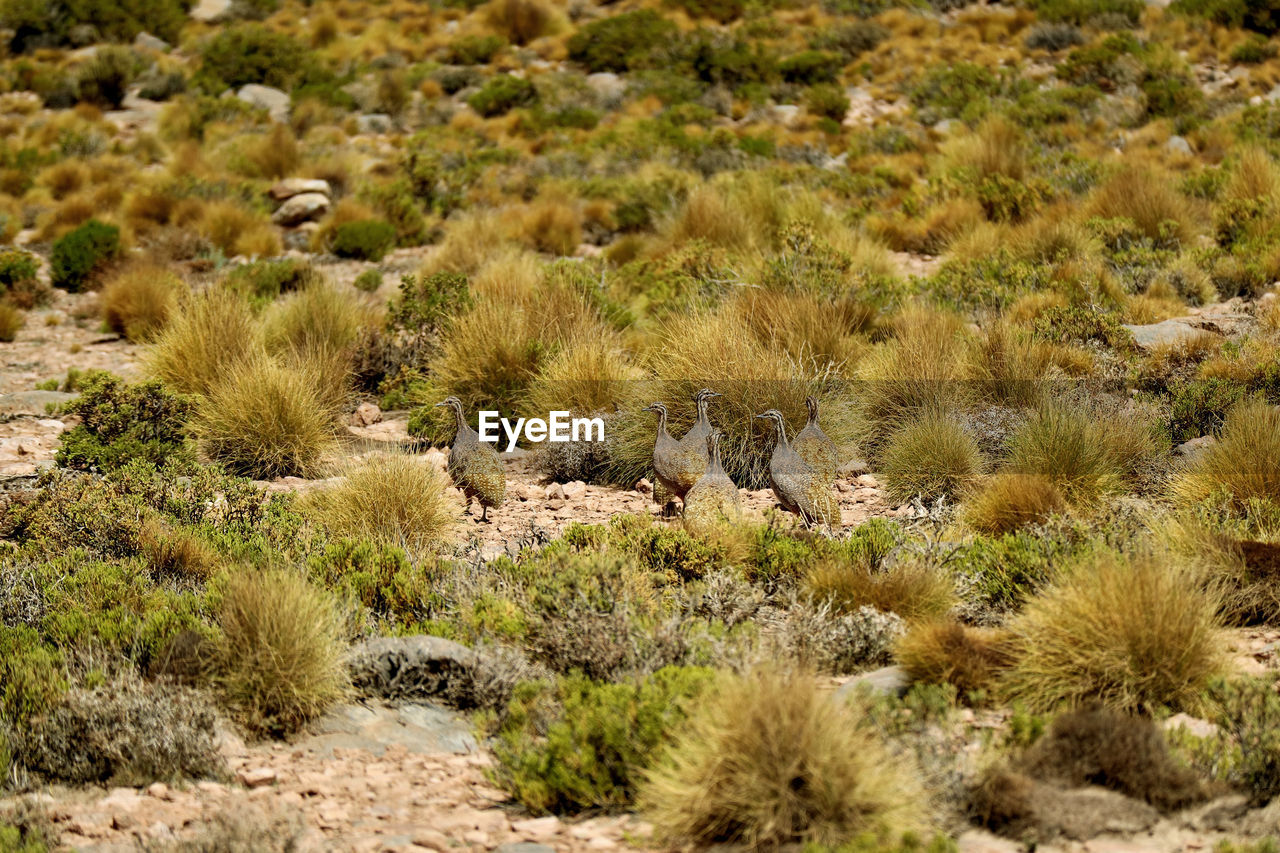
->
[237,766,278,788]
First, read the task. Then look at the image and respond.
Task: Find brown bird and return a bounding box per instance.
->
[756,409,839,529]
[436,396,505,521]
[793,396,839,484]
[683,431,741,529]
[643,401,686,503]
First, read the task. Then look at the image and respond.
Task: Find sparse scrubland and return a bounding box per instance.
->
[5,0,1280,847]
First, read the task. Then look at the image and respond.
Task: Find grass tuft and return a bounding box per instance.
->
[148,287,260,397]
[879,410,983,503]
[1174,399,1280,507]
[101,262,187,342]
[964,473,1067,535]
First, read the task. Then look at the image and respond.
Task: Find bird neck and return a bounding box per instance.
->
[696,397,710,426]
[452,405,472,439]
[709,441,724,474]
[806,404,818,427]
[774,420,789,448]
[655,409,670,438]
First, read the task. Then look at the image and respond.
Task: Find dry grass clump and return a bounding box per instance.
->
[148,287,260,396]
[896,620,1016,697]
[101,263,187,341]
[484,0,561,44]
[235,123,301,180]
[262,281,376,362]
[199,201,281,258]
[0,302,24,342]
[1174,399,1280,507]
[640,668,927,848]
[666,184,759,254]
[510,196,582,255]
[729,289,873,371]
[942,114,1027,181]
[307,453,457,559]
[138,518,222,583]
[804,557,955,623]
[215,570,349,736]
[524,330,642,417]
[192,352,340,479]
[868,198,984,254]
[1004,550,1226,713]
[969,321,1054,407]
[856,307,973,441]
[1006,401,1122,503]
[964,473,1066,535]
[879,410,983,503]
[1088,166,1198,246]
[423,214,512,277]
[1162,505,1280,625]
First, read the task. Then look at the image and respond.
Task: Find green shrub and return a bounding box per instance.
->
[1204,677,1280,803]
[468,74,538,117]
[1029,0,1144,25]
[1169,377,1249,442]
[0,625,65,727]
[331,219,397,261]
[75,46,137,109]
[668,0,745,23]
[810,20,888,60]
[0,304,22,343]
[1031,303,1132,349]
[567,9,677,72]
[1170,0,1280,34]
[909,62,1010,123]
[198,24,309,91]
[55,372,193,474]
[806,83,850,122]
[1,0,189,51]
[779,50,843,85]
[490,666,715,814]
[354,269,383,293]
[49,219,120,292]
[1230,36,1278,63]
[445,34,506,64]
[225,257,321,304]
[0,249,38,291]
[1024,22,1086,51]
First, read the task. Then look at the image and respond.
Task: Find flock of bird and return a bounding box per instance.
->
[435,391,842,529]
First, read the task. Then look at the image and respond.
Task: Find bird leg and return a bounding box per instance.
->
[480,505,489,522]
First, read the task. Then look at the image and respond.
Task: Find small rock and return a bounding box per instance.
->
[236,766,277,788]
[1165,135,1193,156]
[1174,435,1216,458]
[112,813,138,831]
[1122,319,1214,350]
[771,104,801,126]
[189,0,232,22]
[563,480,587,500]
[412,829,450,851]
[495,845,556,853]
[855,473,879,488]
[834,665,910,700]
[1163,713,1219,739]
[635,478,652,495]
[357,113,393,134]
[146,782,170,800]
[351,402,383,427]
[546,483,566,501]
[269,178,332,201]
[1267,84,1280,103]
[512,816,560,837]
[586,72,626,103]
[272,192,330,226]
[235,84,291,123]
[133,31,170,52]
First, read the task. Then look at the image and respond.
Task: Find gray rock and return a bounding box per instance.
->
[1051,786,1159,839]
[1267,84,1280,104]
[133,31,170,52]
[0,391,76,416]
[834,665,910,701]
[1165,134,1192,156]
[356,113,392,134]
[348,635,477,701]
[932,119,956,134]
[495,845,556,853]
[269,178,332,201]
[235,84,290,123]
[771,104,801,126]
[271,192,330,226]
[1162,711,1219,738]
[1121,319,1214,350]
[1174,435,1216,458]
[190,0,233,23]
[586,72,626,104]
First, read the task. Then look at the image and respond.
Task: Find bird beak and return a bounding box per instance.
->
[434,401,448,408]
[754,413,766,419]
[709,392,723,398]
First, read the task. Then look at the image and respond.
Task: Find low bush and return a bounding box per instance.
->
[484,0,558,45]
[354,269,383,293]
[9,678,221,786]
[1028,0,1144,25]
[331,219,397,261]
[0,249,40,307]
[1005,550,1225,713]
[193,352,339,479]
[0,304,23,342]
[198,24,309,91]
[215,570,348,736]
[101,263,187,341]
[55,372,193,474]
[490,666,715,814]
[0,0,188,50]
[778,50,844,85]
[50,218,120,292]
[806,84,851,122]
[225,258,321,304]
[566,10,675,72]
[307,453,456,559]
[75,46,136,109]
[640,668,927,848]
[1006,402,1123,503]
[1204,677,1280,804]
[468,74,538,117]
[880,411,983,503]
[1170,0,1280,35]
[804,556,955,623]
[445,34,506,65]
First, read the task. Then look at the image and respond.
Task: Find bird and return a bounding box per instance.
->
[436,395,505,522]
[643,401,686,505]
[756,409,839,529]
[793,396,839,484]
[683,430,741,529]
[670,387,722,491]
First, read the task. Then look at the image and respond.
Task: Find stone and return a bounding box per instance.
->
[351,402,383,427]
[357,113,393,134]
[272,192,330,226]
[237,766,277,788]
[412,829,451,851]
[563,480,587,500]
[771,104,801,126]
[1121,319,1214,350]
[112,813,138,831]
[833,665,910,700]
[1174,435,1215,457]
[236,84,291,123]
[0,391,76,416]
[546,483,566,501]
[269,178,332,201]
[635,478,652,494]
[512,816,560,837]
[495,845,556,853]
[190,0,233,22]
[840,458,870,477]
[146,782,170,800]
[1268,84,1280,103]
[347,635,476,701]
[133,31,170,52]
[586,72,626,103]
[1165,134,1193,156]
